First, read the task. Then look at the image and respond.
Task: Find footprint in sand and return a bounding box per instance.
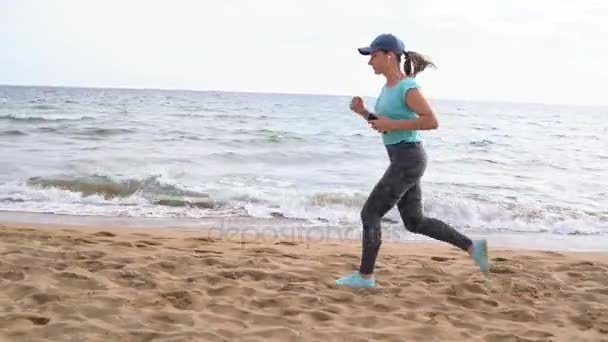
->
[569,309,604,331]
[327,292,356,304]
[110,241,134,248]
[483,332,526,342]
[218,269,269,281]
[306,310,333,322]
[206,285,256,297]
[153,261,177,270]
[58,272,91,280]
[73,250,106,260]
[409,274,441,284]
[0,313,50,327]
[572,261,594,267]
[112,270,157,289]
[490,265,516,274]
[147,311,195,327]
[542,251,565,257]
[193,249,223,255]
[280,283,316,294]
[248,247,282,255]
[52,262,69,271]
[447,295,499,309]
[522,329,554,339]
[274,241,299,246]
[126,331,162,341]
[567,271,584,278]
[137,240,163,246]
[80,260,125,272]
[187,237,217,243]
[570,261,607,273]
[446,317,479,330]
[28,292,61,305]
[249,297,281,309]
[330,253,359,260]
[161,290,196,310]
[1,270,25,282]
[462,282,489,295]
[0,250,22,256]
[61,228,78,233]
[23,315,51,325]
[136,240,163,247]
[280,253,300,260]
[245,327,301,340]
[280,307,301,316]
[93,231,116,237]
[371,303,395,313]
[199,257,235,268]
[431,256,455,262]
[130,233,151,237]
[498,308,538,322]
[74,238,97,245]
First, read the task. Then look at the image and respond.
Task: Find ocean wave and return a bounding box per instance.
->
[421,196,608,236]
[0,114,95,122]
[71,127,137,137]
[169,108,234,117]
[0,130,27,136]
[26,175,208,199]
[154,196,221,209]
[35,127,62,133]
[0,197,25,203]
[468,139,494,147]
[30,104,59,110]
[4,178,607,237]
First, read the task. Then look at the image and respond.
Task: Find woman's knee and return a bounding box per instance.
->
[360,206,382,227]
[403,215,423,233]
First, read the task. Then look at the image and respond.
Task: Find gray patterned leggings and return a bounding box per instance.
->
[359,141,473,274]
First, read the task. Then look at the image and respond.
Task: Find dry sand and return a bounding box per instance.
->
[1,222,607,342]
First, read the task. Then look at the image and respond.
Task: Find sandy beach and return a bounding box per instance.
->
[1,222,607,342]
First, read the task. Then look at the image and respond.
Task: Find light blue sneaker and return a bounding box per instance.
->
[471,239,489,274]
[335,271,375,288]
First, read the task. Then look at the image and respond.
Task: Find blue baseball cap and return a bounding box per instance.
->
[358,33,405,56]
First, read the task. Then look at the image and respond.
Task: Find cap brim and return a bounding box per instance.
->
[357,47,372,55]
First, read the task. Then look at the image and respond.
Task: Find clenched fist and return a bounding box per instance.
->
[350,96,365,115]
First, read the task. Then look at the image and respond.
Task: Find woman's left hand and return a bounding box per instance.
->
[369,115,394,132]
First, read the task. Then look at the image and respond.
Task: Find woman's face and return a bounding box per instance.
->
[368,50,392,75]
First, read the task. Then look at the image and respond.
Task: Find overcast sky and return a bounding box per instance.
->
[1,0,607,105]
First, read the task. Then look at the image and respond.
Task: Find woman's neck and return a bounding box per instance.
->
[384,68,405,87]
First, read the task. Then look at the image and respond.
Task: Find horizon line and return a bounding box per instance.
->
[1,82,605,109]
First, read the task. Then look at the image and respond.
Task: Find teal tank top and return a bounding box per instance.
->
[373,78,421,145]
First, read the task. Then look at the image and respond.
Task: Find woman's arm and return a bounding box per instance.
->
[392,88,438,130]
[369,88,439,132]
